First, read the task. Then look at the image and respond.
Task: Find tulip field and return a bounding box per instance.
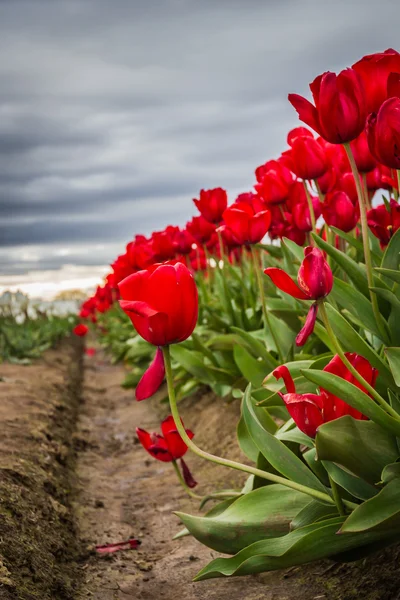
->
[3,47,400,599]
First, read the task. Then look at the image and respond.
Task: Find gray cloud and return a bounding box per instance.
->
[0,0,399,281]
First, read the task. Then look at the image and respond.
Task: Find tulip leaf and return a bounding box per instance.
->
[234,345,267,388]
[322,303,396,390]
[312,233,369,297]
[374,267,400,285]
[275,426,314,448]
[242,385,328,495]
[381,227,400,271]
[230,326,278,368]
[330,278,389,343]
[303,368,400,437]
[237,414,259,462]
[193,517,399,580]
[315,416,399,484]
[339,479,400,533]
[282,237,304,263]
[290,500,338,530]
[330,227,381,264]
[381,462,400,484]
[385,347,400,388]
[175,484,311,554]
[321,461,378,500]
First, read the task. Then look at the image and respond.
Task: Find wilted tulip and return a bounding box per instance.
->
[137,416,197,487]
[265,247,332,346]
[274,353,375,437]
[289,69,367,144]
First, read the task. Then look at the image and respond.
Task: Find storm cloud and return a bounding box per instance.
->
[1,0,399,285]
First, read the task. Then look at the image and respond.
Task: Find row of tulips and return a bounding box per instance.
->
[76,48,400,581]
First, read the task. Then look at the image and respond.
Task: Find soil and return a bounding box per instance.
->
[1,342,400,600]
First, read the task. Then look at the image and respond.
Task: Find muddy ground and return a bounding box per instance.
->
[1,342,400,599]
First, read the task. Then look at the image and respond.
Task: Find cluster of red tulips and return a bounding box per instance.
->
[75,48,400,580]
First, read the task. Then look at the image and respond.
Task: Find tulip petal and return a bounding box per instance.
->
[135,347,165,401]
[248,210,272,244]
[288,93,321,136]
[180,458,198,488]
[119,300,169,346]
[273,365,296,393]
[279,392,324,438]
[264,268,309,299]
[296,302,318,346]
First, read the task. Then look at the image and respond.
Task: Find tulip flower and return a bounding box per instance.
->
[193,187,228,224]
[137,416,197,488]
[274,353,375,437]
[265,247,333,346]
[222,202,271,245]
[73,324,89,337]
[283,129,328,180]
[186,215,216,245]
[349,131,376,173]
[119,263,198,400]
[353,48,400,113]
[255,160,293,205]
[322,191,359,232]
[366,97,400,170]
[289,69,367,144]
[173,228,195,255]
[367,200,400,247]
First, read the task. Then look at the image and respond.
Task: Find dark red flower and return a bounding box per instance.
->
[322,191,359,232]
[352,48,400,113]
[151,230,177,262]
[274,352,376,437]
[137,416,197,487]
[367,200,400,247]
[222,202,271,245]
[289,69,367,144]
[366,97,400,170]
[73,324,88,337]
[119,262,198,347]
[265,247,332,346]
[349,131,376,173]
[193,187,228,224]
[173,228,195,255]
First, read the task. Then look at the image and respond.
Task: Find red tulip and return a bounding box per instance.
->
[274,353,375,437]
[322,191,359,232]
[349,131,376,173]
[151,230,177,262]
[353,48,400,113]
[367,200,400,247]
[193,187,228,224]
[222,202,271,245]
[284,130,328,180]
[265,247,332,346]
[186,215,216,244]
[73,324,88,337]
[137,416,197,488]
[366,97,400,170]
[289,69,367,144]
[255,160,293,205]
[173,228,195,255]
[119,262,198,347]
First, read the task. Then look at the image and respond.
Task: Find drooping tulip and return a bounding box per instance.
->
[137,416,197,488]
[265,247,332,346]
[274,353,375,437]
[289,69,367,144]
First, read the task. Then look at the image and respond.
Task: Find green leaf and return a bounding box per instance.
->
[290,501,338,530]
[385,347,400,387]
[374,268,400,285]
[234,345,267,388]
[175,484,311,554]
[340,479,400,533]
[282,237,304,263]
[331,227,381,264]
[315,416,399,484]
[381,462,400,484]
[313,233,369,297]
[381,227,400,271]
[302,368,400,437]
[193,516,399,580]
[330,278,389,343]
[322,461,378,500]
[230,326,278,368]
[242,385,328,495]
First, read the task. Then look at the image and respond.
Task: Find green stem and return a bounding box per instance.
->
[250,245,283,362]
[343,143,388,342]
[162,346,338,507]
[319,303,400,420]
[303,181,316,236]
[361,173,371,210]
[314,180,325,203]
[328,473,346,516]
[217,230,225,270]
[172,460,202,499]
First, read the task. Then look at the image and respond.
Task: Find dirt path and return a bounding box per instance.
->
[73,349,334,600]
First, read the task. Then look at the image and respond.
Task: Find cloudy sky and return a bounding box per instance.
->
[1,0,399,298]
